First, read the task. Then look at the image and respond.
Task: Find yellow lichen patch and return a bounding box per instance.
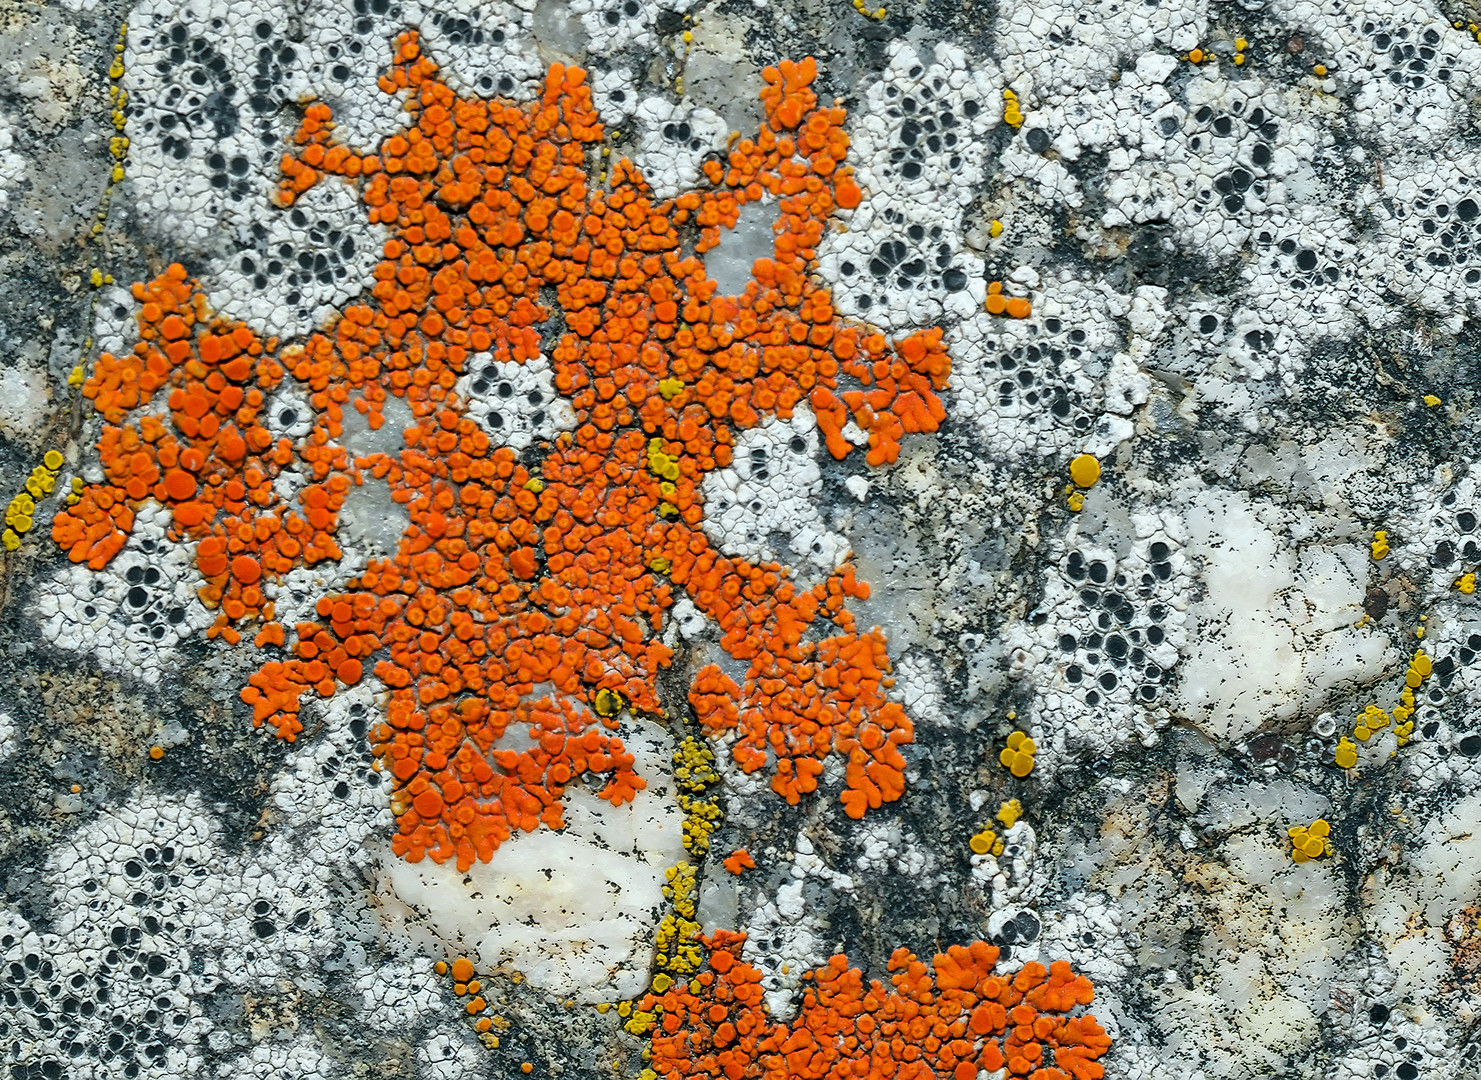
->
[1002,88,1024,128]
[996,798,1023,828]
[1458,573,1476,594]
[1335,736,1358,769]
[1068,453,1101,489]
[1353,703,1389,742]
[1395,715,1415,746]
[674,735,721,856]
[850,0,887,19]
[968,827,1000,856]
[632,734,722,1035]
[3,452,65,551]
[90,22,130,235]
[25,20,131,555]
[634,862,703,1035]
[1394,684,1416,723]
[592,687,625,718]
[1288,817,1331,863]
[1348,650,1430,753]
[1406,648,1433,688]
[646,438,682,483]
[1371,530,1390,560]
[998,731,1035,777]
[966,795,1022,858]
[1313,62,1329,76]
[1424,393,1442,406]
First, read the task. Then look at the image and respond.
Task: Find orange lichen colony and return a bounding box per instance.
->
[645,934,1111,1080]
[723,848,757,875]
[54,36,944,871]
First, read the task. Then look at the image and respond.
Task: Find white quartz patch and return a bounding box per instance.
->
[0,362,51,445]
[1172,488,1393,741]
[377,714,686,1002]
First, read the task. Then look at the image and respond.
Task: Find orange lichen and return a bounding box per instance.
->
[723,848,757,875]
[57,38,944,872]
[54,264,322,614]
[644,933,1111,1080]
[984,280,1032,320]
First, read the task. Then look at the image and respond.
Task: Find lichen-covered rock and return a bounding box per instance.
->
[2,0,1481,1077]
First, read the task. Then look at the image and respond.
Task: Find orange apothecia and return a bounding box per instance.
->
[723,848,756,874]
[645,933,1112,1080]
[55,38,961,872]
[984,280,1032,319]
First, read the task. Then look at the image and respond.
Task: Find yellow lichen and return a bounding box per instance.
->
[1288,817,1331,863]
[674,735,721,856]
[646,438,682,481]
[1068,453,1101,489]
[1406,648,1433,688]
[998,731,1035,778]
[1348,649,1430,753]
[1002,89,1024,128]
[968,828,1000,856]
[996,798,1023,828]
[3,452,68,551]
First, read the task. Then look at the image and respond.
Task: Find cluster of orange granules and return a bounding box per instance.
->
[54,266,349,638]
[57,35,947,870]
[644,933,1112,1080]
